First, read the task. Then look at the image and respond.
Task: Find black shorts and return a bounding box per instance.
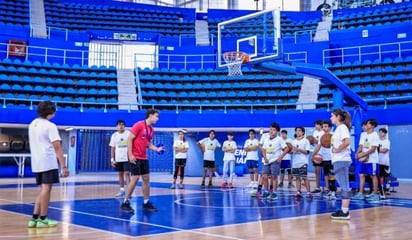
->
[35,169,60,185]
[292,164,308,178]
[114,161,131,172]
[312,161,323,167]
[175,158,187,167]
[129,159,150,176]
[380,165,390,178]
[322,160,334,176]
[203,160,215,168]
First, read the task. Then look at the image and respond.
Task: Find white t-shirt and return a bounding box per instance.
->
[259,132,269,146]
[313,129,324,145]
[282,137,292,160]
[291,138,310,168]
[262,135,286,165]
[359,131,379,164]
[331,124,352,163]
[244,138,259,160]
[28,118,61,173]
[109,130,130,162]
[378,138,390,166]
[173,139,189,159]
[199,137,221,161]
[223,140,237,161]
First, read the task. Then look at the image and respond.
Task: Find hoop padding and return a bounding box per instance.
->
[223,51,248,76]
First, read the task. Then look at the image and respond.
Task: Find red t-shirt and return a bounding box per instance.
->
[130,120,154,160]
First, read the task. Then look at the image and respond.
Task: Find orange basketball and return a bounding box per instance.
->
[243,55,250,64]
[306,135,317,145]
[285,142,293,153]
[313,154,323,164]
[320,133,332,148]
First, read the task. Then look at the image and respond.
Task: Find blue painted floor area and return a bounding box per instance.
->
[1,182,411,237]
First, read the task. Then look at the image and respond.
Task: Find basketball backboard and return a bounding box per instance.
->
[217,8,281,68]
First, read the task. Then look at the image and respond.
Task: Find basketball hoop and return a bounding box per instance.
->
[223,51,249,76]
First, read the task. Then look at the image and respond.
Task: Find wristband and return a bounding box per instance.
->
[111,158,115,162]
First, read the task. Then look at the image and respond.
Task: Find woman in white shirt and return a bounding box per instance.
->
[330,108,352,220]
[171,130,189,189]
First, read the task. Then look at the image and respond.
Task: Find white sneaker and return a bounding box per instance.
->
[329,191,336,200]
[115,190,125,198]
[252,182,259,188]
[246,182,254,188]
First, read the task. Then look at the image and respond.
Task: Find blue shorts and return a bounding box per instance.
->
[360,163,379,176]
[280,160,291,169]
[262,161,281,177]
[246,160,258,169]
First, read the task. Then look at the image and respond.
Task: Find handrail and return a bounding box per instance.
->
[2,96,411,113]
[322,40,412,65]
[29,23,70,41]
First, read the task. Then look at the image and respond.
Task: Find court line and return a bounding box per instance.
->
[0,198,243,240]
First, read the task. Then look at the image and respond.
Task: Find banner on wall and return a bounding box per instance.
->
[88,30,159,42]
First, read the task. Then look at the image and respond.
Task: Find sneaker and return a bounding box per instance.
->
[287,183,295,188]
[351,192,365,200]
[311,189,322,194]
[306,193,313,199]
[262,191,270,199]
[36,218,58,228]
[200,182,205,188]
[170,184,176,189]
[252,182,259,188]
[228,183,234,189]
[294,191,302,198]
[330,210,350,220]
[249,189,258,197]
[143,201,158,211]
[179,183,184,189]
[28,218,38,228]
[121,200,135,213]
[221,182,227,188]
[368,193,380,202]
[208,182,213,188]
[380,194,386,199]
[278,182,284,187]
[270,192,278,200]
[246,182,254,188]
[115,190,125,198]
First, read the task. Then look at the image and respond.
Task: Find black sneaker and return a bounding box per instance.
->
[311,189,322,194]
[330,210,350,220]
[200,182,205,188]
[143,201,158,212]
[120,201,134,213]
[208,182,213,188]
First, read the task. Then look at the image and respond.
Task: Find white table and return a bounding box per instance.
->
[0,153,67,177]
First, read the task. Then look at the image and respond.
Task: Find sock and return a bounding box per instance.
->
[270,185,273,190]
[32,214,39,219]
[144,199,149,204]
[40,216,46,220]
[257,184,262,191]
[341,207,349,214]
[120,187,125,192]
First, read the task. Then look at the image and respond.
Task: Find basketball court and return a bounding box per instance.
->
[1,173,412,239]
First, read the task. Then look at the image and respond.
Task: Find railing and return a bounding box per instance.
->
[0,42,89,66]
[29,24,70,41]
[178,33,215,47]
[322,40,412,65]
[3,96,412,114]
[133,52,217,70]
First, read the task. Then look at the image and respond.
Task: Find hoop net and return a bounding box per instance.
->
[223,51,247,76]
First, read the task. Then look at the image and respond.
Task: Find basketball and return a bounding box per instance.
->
[320,133,332,148]
[285,142,293,153]
[306,135,317,145]
[313,154,323,164]
[243,55,250,64]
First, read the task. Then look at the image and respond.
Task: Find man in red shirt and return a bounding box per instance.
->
[120,109,164,213]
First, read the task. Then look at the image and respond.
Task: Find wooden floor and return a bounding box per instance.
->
[1,173,412,240]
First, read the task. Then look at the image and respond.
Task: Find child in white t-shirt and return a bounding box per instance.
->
[221,132,237,188]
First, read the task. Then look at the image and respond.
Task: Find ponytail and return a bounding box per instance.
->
[332,108,352,129]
